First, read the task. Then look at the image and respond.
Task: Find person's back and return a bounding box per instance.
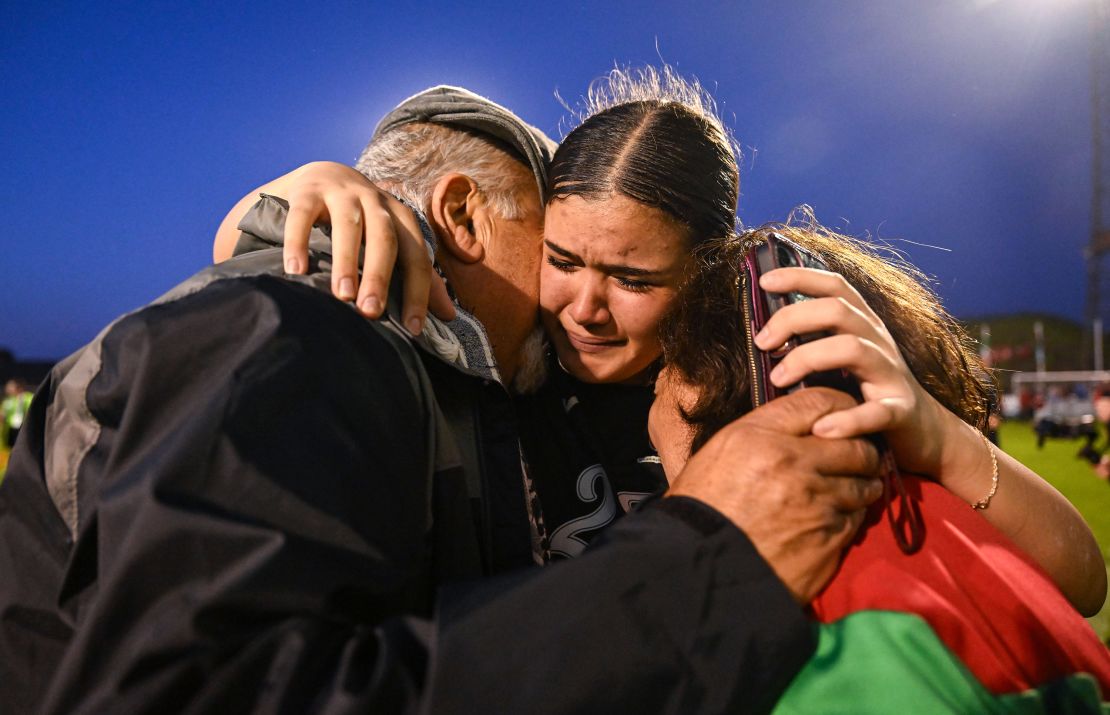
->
[0,212,497,711]
[0,82,557,711]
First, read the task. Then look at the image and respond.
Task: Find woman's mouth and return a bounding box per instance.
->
[564,331,624,354]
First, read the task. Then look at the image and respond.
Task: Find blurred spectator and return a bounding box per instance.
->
[1089,385,1110,480]
[1094,383,1110,424]
[986,390,1002,446]
[2,379,32,449]
[987,411,1002,446]
[1094,456,1110,481]
[1034,387,1097,449]
[1019,387,1037,420]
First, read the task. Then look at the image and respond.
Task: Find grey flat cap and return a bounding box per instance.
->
[371,85,557,200]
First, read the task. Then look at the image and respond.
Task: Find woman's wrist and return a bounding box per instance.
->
[931,406,994,501]
[968,431,999,510]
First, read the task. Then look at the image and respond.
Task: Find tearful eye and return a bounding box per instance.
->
[616,276,651,293]
[546,256,576,272]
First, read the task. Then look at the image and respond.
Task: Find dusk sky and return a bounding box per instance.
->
[2,0,1099,360]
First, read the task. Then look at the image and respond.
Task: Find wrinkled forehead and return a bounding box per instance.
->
[543,193,692,262]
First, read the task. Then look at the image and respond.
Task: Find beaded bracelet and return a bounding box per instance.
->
[970,430,999,510]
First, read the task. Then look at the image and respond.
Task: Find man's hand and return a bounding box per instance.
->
[666,388,883,603]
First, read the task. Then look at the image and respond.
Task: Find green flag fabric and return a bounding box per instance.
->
[774,475,1110,713]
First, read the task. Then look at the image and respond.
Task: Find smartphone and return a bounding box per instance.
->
[740,231,922,553]
[739,232,861,407]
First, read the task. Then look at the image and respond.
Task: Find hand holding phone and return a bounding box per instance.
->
[738,231,922,553]
[739,232,861,406]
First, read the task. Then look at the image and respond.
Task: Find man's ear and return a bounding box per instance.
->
[429,173,484,264]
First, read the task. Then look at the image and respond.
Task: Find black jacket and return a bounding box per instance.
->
[0,197,814,714]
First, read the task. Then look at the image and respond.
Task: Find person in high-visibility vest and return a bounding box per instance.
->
[2,379,32,449]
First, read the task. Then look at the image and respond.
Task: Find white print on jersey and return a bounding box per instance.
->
[548,464,616,558]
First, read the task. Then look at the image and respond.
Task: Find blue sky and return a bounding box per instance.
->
[1,0,1098,359]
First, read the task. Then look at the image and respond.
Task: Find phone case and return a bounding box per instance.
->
[739,233,861,406]
[738,232,922,553]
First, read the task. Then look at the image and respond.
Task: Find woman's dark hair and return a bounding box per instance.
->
[661,209,994,454]
[548,66,739,247]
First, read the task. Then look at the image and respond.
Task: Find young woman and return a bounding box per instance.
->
[516,68,1105,616]
[217,67,1106,616]
[649,223,1110,710]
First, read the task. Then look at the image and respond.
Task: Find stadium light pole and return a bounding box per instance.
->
[1087,0,1110,367]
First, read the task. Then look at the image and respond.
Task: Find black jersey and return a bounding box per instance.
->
[515,359,668,559]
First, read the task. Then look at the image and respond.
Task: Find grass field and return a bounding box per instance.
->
[999,420,1110,640]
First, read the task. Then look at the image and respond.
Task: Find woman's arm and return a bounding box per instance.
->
[214,181,273,261]
[927,407,1107,616]
[213,161,454,334]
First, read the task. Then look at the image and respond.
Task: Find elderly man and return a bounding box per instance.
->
[0,86,880,714]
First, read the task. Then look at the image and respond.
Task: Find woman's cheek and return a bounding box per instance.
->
[538,266,566,315]
[635,291,677,346]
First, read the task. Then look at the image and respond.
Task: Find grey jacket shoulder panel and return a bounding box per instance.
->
[43,342,104,538]
[233,193,337,259]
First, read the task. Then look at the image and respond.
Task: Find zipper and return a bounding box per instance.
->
[739,271,763,408]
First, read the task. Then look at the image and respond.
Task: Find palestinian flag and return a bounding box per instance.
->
[773,475,1110,713]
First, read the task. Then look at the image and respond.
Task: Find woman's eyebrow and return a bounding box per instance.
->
[544,239,667,277]
[544,239,578,260]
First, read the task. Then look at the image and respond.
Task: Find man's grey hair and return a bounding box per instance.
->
[355,123,528,220]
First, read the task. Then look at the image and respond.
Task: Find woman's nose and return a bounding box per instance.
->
[568,278,610,326]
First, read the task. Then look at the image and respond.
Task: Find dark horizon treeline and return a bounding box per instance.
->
[0,349,54,388]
